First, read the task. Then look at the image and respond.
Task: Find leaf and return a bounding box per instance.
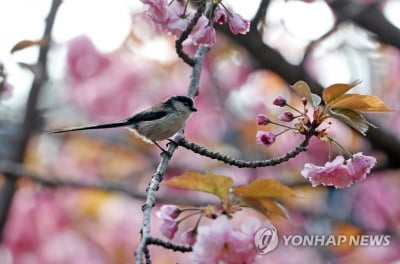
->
[328,108,376,136]
[323,80,361,104]
[240,197,290,219]
[291,81,321,108]
[233,179,297,199]
[164,171,233,199]
[10,37,48,53]
[329,94,395,112]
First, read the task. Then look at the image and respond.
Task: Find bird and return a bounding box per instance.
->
[51,95,197,155]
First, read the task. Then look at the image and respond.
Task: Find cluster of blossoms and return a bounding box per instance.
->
[140,0,250,46]
[256,92,377,189]
[157,204,261,263]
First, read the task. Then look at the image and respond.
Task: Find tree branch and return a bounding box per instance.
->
[175,135,309,168]
[135,45,209,264]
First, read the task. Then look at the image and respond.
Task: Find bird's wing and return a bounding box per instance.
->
[126,109,168,123]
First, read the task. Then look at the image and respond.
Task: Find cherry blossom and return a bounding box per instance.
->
[301,152,376,188]
[256,131,276,147]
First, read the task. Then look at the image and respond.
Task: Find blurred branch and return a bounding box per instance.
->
[0,0,62,239]
[175,135,309,168]
[330,1,400,50]
[0,160,142,199]
[135,45,209,264]
[216,8,400,169]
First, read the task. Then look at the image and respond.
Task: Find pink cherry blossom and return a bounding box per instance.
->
[256,131,276,147]
[191,26,216,46]
[214,10,228,25]
[301,152,376,188]
[228,13,250,35]
[180,228,197,246]
[140,0,169,24]
[159,219,178,240]
[191,215,259,264]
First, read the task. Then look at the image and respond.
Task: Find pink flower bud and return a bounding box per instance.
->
[214,10,227,24]
[301,97,307,105]
[256,131,276,147]
[273,95,287,107]
[257,114,270,125]
[160,219,178,240]
[180,228,197,246]
[279,111,294,122]
[228,13,250,35]
[157,205,181,220]
[191,26,216,46]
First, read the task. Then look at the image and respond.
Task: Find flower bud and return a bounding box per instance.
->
[256,131,276,147]
[180,228,197,246]
[257,114,270,125]
[279,111,294,122]
[301,97,307,105]
[160,219,178,240]
[273,96,287,107]
[228,13,250,35]
[157,205,181,220]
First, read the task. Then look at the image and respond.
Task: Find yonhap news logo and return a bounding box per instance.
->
[254,224,391,255]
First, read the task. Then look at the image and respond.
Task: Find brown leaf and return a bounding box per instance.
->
[10,37,49,53]
[240,197,290,219]
[233,179,297,199]
[329,94,395,112]
[291,81,321,108]
[164,171,233,199]
[323,80,361,104]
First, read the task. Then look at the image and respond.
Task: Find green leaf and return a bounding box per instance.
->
[164,171,234,199]
[328,108,377,136]
[323,80,361,104]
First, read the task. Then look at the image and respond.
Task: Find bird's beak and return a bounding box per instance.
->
[191,106,197,112]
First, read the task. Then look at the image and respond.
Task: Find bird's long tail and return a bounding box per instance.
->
[51,121,130,133]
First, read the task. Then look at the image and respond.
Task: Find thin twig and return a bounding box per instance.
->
[175,0,206,66]
[175,135,309,168]
[147,237,192,252]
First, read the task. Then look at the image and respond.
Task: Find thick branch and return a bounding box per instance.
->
[135,45,209,264]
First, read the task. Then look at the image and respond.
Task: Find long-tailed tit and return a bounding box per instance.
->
[51,96,197,155]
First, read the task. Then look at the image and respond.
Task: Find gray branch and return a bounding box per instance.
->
[134,45,209,264]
